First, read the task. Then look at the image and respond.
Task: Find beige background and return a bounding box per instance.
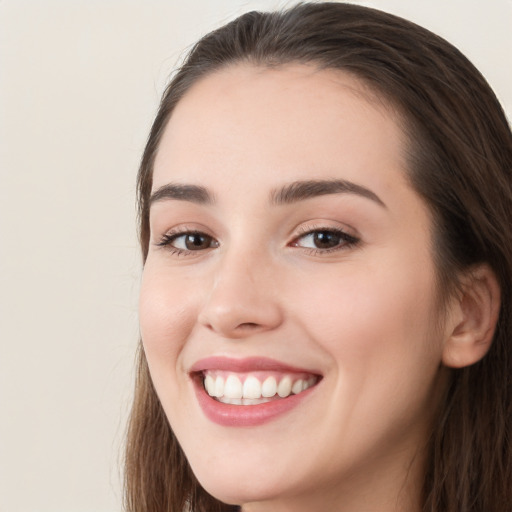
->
[1,1,510,511]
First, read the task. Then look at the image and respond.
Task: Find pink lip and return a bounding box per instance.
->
[190,356,317,374]
[190,356,320,427]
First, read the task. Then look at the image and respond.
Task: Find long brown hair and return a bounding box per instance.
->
[125,3,512,511]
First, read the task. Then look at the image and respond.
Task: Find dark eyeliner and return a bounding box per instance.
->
[291,226,360,254]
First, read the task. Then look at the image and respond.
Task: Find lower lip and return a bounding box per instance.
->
[193,380,317,427]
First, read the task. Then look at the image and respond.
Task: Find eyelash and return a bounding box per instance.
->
[156,229,218,256]
[156,226,360,256]
[290,226,360,255]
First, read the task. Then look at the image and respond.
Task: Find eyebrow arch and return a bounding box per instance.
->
[150,183,213,205]
[270,179,386,208]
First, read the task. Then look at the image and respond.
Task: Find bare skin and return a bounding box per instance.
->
[140,64,492,511]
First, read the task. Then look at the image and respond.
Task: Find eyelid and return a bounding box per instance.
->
[153,224,219,257]
[157,231,216,246]
[288,222,361,254]
[153,223,215,243]
[292,220,359,240]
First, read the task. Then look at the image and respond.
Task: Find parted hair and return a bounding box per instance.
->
[125,3,512,511]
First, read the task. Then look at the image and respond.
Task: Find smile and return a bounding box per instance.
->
[203,370,318,405]
[190,357,322,426]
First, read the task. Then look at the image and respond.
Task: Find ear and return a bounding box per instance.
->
[442,264,501,369]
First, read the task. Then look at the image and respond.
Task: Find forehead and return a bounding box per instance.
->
[152,64,407,198]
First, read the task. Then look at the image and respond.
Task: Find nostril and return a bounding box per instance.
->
[237,322,260,330]
[203,321,260,334]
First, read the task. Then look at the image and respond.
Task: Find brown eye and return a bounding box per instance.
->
[182,233,215,250]
[311,231,343,249]
[158,231,219,253]
[293,229,359,252]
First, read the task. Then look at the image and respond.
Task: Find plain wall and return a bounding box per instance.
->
[1,1,510,511]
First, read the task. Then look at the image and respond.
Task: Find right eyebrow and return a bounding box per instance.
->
[149,183,214,205]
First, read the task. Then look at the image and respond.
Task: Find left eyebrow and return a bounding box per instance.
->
[270,179,386,208]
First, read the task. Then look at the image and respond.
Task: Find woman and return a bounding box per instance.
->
[125,3,512,511]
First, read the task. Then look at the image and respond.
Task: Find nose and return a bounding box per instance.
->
[198,253,284,339]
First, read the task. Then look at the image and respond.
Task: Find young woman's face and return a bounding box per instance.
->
[140,65,451,510]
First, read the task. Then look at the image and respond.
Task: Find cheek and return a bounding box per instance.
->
[139,263,198,367]
[290,259,442,371]
[289,261,445,452]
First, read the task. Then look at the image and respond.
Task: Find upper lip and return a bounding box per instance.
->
[189,356,321,375]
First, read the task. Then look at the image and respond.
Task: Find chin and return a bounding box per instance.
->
[184,439,310,507]
[194,469,287,508]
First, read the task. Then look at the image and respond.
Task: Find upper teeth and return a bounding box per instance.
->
[203,371,317,401]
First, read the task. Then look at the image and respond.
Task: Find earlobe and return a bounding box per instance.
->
[442,264,501,369]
